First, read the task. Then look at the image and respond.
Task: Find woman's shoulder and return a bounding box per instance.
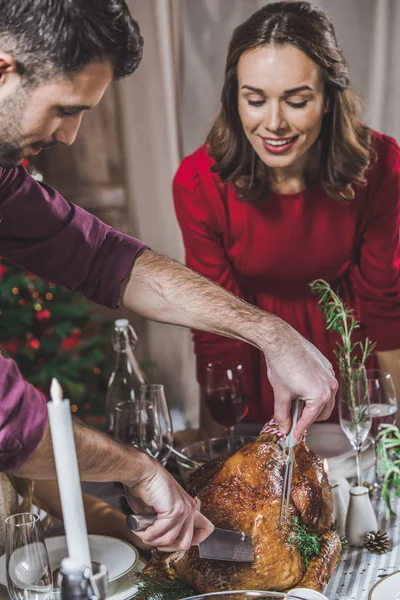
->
[173,144,218,192]
[368,129,400,178]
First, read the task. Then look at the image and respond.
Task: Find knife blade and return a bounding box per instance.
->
[126,513,254,563]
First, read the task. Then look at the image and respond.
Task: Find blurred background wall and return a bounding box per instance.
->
[36,0,400,429]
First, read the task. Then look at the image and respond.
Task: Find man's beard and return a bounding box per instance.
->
[0,87,29,168]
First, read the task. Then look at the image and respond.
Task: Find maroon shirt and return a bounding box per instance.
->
[0,166,148,470]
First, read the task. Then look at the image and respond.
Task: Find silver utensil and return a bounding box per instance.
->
[278,398,304,529]
[126,513,254,562]
[165,444,203,468]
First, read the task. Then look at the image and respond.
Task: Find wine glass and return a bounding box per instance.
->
[338,366,372,487]
[6,513,53,600]
[139,384,173,465]
[205,363,249,448]
[367,369,398,487]
[114,400,141,447]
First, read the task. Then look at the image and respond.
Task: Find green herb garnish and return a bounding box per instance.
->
[376,424,400,514]
[310,279,375,425]
[129,572,197,600]
[288,517,320,567]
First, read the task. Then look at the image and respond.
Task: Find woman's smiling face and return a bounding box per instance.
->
[237,44,330,174]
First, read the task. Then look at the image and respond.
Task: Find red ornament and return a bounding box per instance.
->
[0,263,8,281]
[27,339,40,350]
[36,309,51,322]
[1,339,19,354]
[60,333,81,351]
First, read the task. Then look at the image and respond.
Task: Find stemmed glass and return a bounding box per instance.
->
[367,369,398,487]
[205,363,249,448]
[139,384,174,466]
[338,366,372,487]
[6,513,53,600]
[114,400,141,447]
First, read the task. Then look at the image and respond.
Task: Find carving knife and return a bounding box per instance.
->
[126,513,254,562]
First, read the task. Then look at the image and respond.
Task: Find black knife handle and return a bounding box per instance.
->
[126,513,157,532]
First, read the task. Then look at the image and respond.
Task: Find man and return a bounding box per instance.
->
[0,0,337,552]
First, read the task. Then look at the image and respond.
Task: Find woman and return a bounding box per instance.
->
[173,1,400,434]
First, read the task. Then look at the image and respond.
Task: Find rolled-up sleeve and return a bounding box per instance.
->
[0,356,47,471]
[0,166,148,308]
[0,166,149,468]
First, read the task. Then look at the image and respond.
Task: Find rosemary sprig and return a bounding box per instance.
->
[376,424,400,514]
[129,572,197,600]
[288,517,320,567]
[310,279,375,425]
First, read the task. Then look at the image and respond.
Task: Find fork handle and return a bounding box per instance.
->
[126,513,157,532]
[286,398,305,448]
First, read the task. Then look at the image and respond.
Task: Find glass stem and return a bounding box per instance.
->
[356,445,363,487]
[226,426,235,452]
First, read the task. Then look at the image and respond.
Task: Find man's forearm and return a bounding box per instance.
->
[10,418,152,487]
[121,249,282,355]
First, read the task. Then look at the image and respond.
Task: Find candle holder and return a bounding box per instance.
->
[56,561,108,599]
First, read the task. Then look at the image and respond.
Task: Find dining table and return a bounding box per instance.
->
[0,432,399,600]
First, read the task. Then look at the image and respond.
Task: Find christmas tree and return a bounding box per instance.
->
[0,159,111,422]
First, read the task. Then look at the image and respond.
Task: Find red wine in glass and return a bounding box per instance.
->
[205,363,249,446]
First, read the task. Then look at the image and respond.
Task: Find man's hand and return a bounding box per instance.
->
[124,457,214,552]
[264,319,338,443]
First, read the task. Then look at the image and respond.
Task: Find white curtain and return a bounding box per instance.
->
[180,0,400,155]
[118,0,199,428]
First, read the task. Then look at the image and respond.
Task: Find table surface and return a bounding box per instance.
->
[1,486,399,599]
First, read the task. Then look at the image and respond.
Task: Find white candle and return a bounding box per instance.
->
[47,378,91,568]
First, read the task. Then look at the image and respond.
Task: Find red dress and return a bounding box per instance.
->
[173,131,400,423]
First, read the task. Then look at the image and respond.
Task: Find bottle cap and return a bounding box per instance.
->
[115,318,129,328]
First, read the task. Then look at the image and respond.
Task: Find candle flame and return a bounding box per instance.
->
[323,458,329,474]
[50,378,63,403]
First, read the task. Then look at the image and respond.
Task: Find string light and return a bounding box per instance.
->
[32,291,39,299]
[71,405,78,413]
[11,287,19,295]
[45,293,53,301]
[34,303,42,311]
[93,367,101,375]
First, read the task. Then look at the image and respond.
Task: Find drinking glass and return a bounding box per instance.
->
[338,366,372,486]
[114,400,141,447]
[6,513,53,600]
[205,363,249,446]
[367,369,398,487]
[140,384,173,465]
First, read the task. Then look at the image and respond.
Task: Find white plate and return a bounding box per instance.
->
[0,534,139,586]
[306,423,375,480]
[108,559,146,600]
[368,570,400,599]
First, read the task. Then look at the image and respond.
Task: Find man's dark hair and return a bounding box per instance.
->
[0,0,143,83]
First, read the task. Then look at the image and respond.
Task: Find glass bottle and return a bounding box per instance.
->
[105,319,147,434]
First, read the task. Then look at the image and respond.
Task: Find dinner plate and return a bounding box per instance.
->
[368,570,400,599]
[0,534,139,588]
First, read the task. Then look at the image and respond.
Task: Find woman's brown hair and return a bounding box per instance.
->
[207,1,371,202]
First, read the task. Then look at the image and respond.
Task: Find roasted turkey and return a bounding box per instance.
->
[145,434,341,593]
